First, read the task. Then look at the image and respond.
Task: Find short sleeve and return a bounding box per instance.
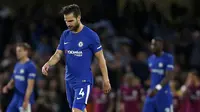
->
[27,64,37,80]
[166,55,174,71]
[57,31,65,51]
[90,33,102,53]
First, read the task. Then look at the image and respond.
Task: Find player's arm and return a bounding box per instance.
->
[92,32,111,93]
[95,50,110,83]
[42,50,63,75]
[47,30,65,66]
[23,64,37,109]
[24,79,35,102]
[5,78,14,90]
[42,31,65,75]
[46,50,63,66]
[158,69,173,89]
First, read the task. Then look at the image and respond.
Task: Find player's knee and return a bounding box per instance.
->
[72,108,87,112]
[72,108,83,112]
[72,103,86,112]
[84,108,87,112]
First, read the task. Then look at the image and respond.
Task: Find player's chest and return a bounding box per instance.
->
[13,65,27,81]
[63,36,89,50]
[149,58,165,69]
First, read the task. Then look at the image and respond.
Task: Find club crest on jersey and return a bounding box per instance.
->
[158,62,163,68]
[20,69,24,74]
[78,41,83,47]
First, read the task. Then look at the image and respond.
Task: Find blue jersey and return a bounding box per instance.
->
[12,60,37,103]
[57,26,102,84]
[148,52,174,91]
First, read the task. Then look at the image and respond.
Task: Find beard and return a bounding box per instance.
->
[68,22,80,32]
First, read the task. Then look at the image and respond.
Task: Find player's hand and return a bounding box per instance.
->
[147,89,158,97]
[42,62,50,76]
[2,86,8,94]
[22,100,29,110]
[103,80,111,94]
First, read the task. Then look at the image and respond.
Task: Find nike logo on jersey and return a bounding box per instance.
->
[77,97,83,100]
[64,42,69,45]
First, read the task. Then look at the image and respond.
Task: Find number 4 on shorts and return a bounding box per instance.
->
[79,88,85,97]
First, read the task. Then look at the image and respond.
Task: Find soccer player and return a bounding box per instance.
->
[143,37,174,112]
[42,4,111,112]
[2,43,37,112]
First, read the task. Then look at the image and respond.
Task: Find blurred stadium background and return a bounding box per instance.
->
[0,0,200,112]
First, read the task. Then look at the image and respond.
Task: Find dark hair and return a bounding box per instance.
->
[60,4,81,18]
[16,42,31,52]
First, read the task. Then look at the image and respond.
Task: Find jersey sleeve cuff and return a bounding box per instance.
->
[93,45,102,53]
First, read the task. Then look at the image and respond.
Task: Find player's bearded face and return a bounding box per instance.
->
[70,19,79,31]
[64,14,80,31]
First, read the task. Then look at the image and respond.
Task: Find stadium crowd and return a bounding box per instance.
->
[0,0,200,112]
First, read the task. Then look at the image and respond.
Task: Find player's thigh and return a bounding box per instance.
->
[143,97,156,112]
[66,81,75,109]
[73,83,92,111]
[6,103,18,112]
[156,95,173,112]
[6,97,19,112]
[156,104,173,112]
[72,108,87,112]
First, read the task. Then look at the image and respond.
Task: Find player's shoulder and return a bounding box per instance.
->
[63,29,70,34]
[15,62,20,66]
[163,52,173,59]
[148,54,155,61]
[83,26,99,38]
[83,26,96,34]
[60,29,70,37]
[26,60,36,68]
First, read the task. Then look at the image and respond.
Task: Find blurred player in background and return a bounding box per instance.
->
[2,43,37,112]
[42,4,111,112]
[181,70,200,112]
[143,37,174,112]
[92,76,114,112]
[170,80,181,112]
[118,73,143,112]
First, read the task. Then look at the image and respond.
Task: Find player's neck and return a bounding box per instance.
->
[19,57,29,63]
[155,51,164,57]
[72,23,84,33]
